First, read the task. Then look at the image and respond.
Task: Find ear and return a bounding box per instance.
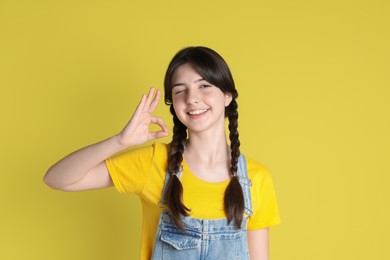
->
[224,92,233,107]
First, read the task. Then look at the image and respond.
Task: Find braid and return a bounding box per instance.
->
[228,99,240,176]
[163,46,243,228]
[224,99,245,228]
[165,105,190,229]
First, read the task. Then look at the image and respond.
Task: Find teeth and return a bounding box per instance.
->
[188,109,207,115]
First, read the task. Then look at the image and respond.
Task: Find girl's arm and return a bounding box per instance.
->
[43,88,168,192]
[247,228,270,260]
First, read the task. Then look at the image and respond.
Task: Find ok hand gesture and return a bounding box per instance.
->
[118,88,169,147]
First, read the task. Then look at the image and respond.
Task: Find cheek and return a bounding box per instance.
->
[172,97,182,111]
[172,101,185,120]
[172,93,183,104]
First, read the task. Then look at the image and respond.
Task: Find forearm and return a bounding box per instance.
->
[43,135,127,189]
[44,88,168,191]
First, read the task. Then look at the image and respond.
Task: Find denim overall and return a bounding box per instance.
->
[151,155,253,260]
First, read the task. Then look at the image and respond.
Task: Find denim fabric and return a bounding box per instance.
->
[152,155,252,260]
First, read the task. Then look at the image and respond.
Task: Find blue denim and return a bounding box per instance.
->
[152,155,252,260]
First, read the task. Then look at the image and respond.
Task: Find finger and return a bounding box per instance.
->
[133,94,147,118]
[154,130,170,139]
[148,117,169,140]
[144,87,155,112]
[156,131,169,138]
[149,128,169,140]
[148,89,162,113]
[151,116,169,133]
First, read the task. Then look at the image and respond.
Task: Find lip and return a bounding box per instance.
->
[187,109,209,115]
[186,108,209,119]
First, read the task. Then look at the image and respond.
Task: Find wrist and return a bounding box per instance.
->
[111,133,135,149]
[108,134,128,150]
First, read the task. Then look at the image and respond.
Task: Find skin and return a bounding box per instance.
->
[171,63,233,182]
[43,64,270,260]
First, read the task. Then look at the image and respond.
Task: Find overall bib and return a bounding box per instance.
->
[151,155,253,260]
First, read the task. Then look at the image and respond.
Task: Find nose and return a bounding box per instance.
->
[186,89,199,104]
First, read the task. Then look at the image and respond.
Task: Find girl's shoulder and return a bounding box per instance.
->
[130,142,169,155]
[244,155,272,181]
[109,142,169,166]
[138,142,169,164]
[151,142,169,152]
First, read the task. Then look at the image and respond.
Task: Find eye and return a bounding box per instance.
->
[173,88,186,95]
[201,84,212,88]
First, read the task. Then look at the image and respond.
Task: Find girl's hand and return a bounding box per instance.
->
[117,88,169,147]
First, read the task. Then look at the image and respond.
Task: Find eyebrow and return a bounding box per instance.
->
[172,78,205,88]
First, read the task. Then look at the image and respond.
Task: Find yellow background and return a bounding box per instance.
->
[1,0,389,259]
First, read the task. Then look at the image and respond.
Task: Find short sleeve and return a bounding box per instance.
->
[247,159,281,230]
[105,145,155,195]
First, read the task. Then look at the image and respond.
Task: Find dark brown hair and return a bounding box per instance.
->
[163,46,244,229]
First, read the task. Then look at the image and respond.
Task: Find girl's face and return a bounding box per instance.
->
[171,63,232,134]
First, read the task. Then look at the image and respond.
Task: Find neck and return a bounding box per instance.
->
[185,130,231,165]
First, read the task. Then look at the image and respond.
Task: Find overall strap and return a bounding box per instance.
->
[237,154,253,216]
[158,155,253,215]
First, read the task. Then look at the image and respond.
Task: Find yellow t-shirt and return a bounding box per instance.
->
[105,142,280,260]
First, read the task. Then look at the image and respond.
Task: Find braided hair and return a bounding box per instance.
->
[163,46,244,229]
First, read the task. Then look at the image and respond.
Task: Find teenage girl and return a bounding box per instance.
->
[44,46,280,260]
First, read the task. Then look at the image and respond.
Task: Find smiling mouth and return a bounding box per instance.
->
[187,109,208,115]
